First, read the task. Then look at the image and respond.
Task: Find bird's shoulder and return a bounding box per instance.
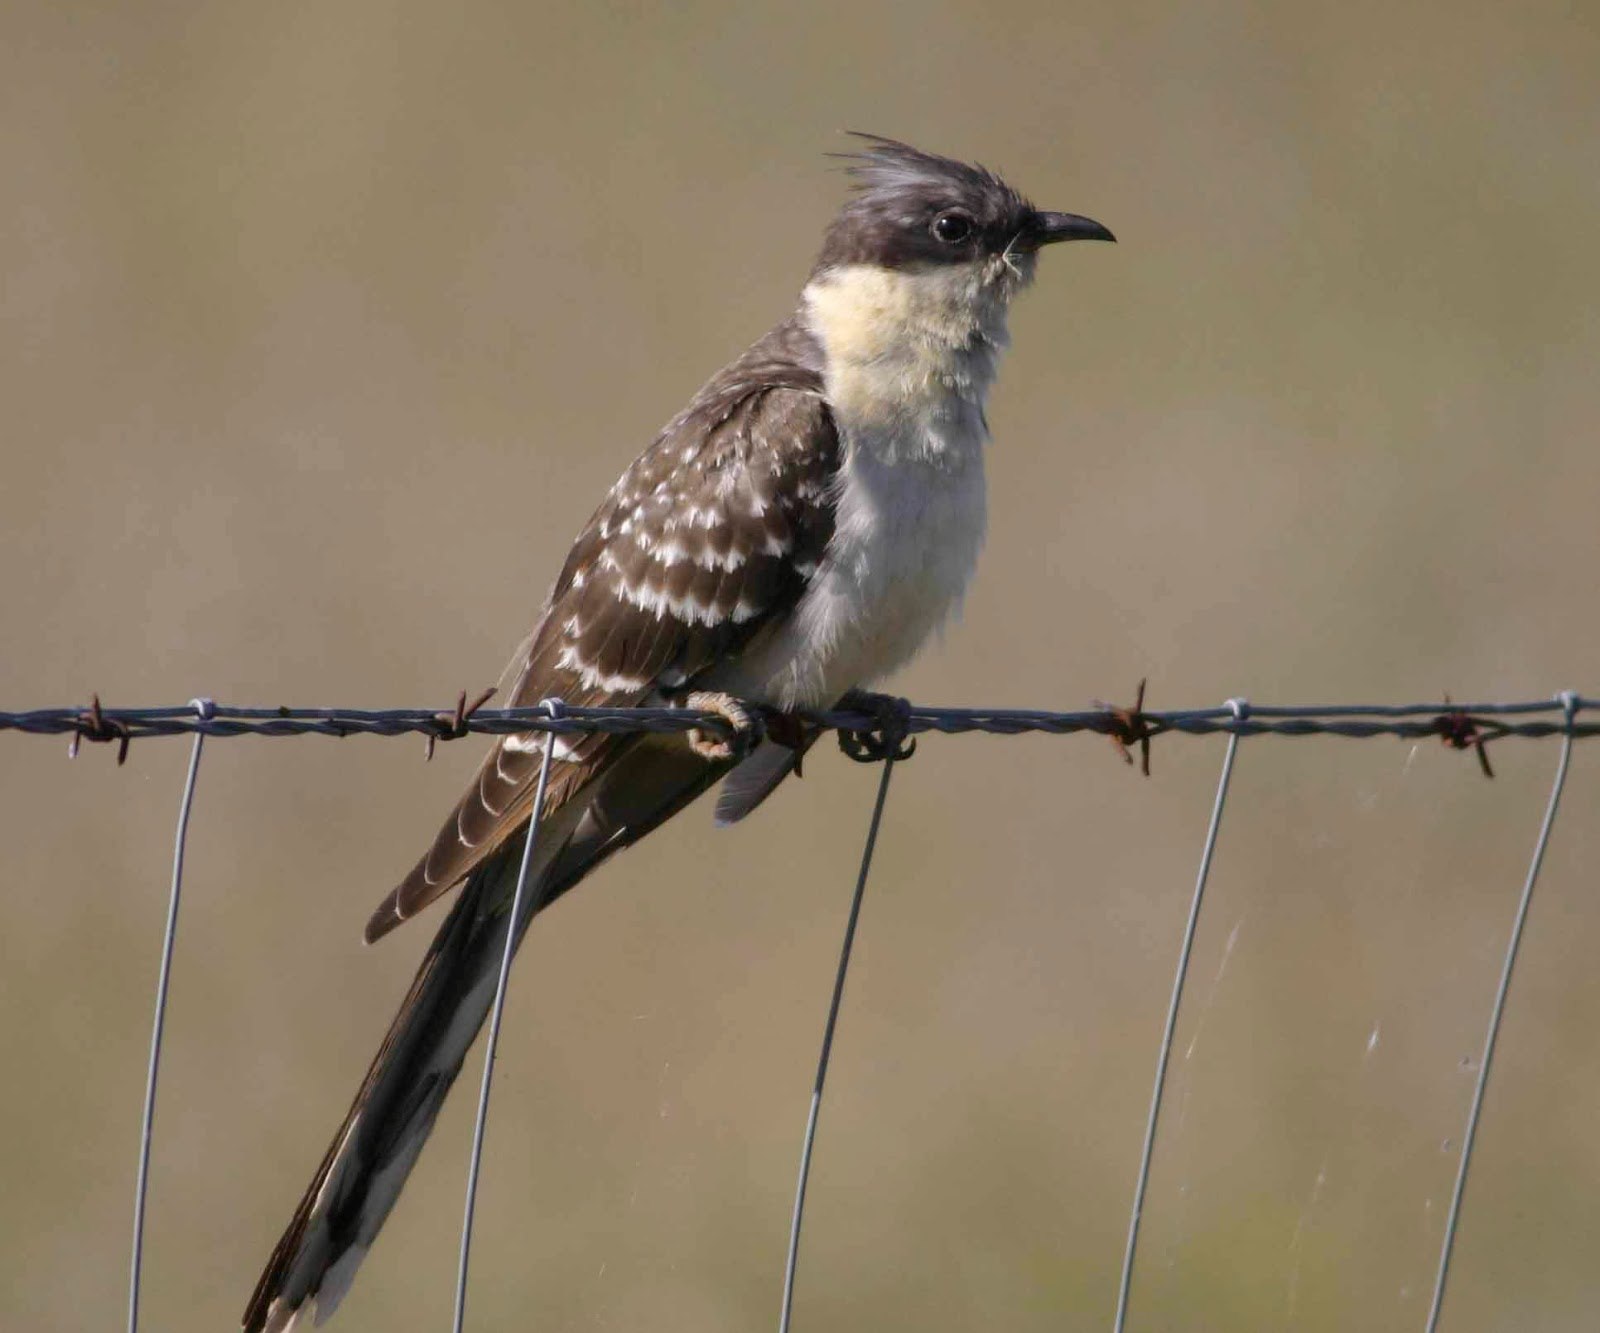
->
[523,319,841,704]
[547,319,835,604]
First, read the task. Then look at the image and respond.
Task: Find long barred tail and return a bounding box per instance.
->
[242,837,539,1332]
[243,734,732,1331]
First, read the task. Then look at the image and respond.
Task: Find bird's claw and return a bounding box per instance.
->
[684,692,762,761]
[836,690,917,763]
[758,708,824,777]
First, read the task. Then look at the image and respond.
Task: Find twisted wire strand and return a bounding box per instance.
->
[7,697,1597,746]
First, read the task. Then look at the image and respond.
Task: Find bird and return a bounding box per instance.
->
[242,135,1113,1331]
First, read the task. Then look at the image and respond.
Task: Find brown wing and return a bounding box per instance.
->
[364,368,837,941]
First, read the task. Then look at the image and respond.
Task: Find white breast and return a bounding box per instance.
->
[794,431,987,696]
[710,259,1018,708]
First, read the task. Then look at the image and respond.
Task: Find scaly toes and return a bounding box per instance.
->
[684,692,759,761]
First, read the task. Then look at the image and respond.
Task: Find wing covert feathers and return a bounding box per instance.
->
[367,329,837,941]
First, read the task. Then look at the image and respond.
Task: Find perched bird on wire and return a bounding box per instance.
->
[243,135,1113,1331]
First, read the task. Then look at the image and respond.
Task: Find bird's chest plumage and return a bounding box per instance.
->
[712,261,1011,707]
[800,398,988,692]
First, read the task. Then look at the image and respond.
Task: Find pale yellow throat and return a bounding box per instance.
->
[801,259,1027,429]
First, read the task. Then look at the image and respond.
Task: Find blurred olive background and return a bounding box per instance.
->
[2,2,1597,1330]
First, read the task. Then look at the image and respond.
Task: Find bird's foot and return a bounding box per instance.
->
[835,690,918,763]
[758,708,825,777]
[684,692,762,761]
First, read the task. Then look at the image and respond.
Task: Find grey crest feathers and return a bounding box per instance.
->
[814,133,1036,272]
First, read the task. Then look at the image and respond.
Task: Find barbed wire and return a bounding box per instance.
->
[4,691,1595,774]
[12,689,1589,1333]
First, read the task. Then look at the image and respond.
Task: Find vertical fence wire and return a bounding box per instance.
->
[1423,691,1580,1333]
[452,702,562,1333]
[1112,699,1247,1333]
[127,697,213,1333]
[778,753,899,1333]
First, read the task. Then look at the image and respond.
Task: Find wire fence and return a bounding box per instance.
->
[4,691,1591,1333]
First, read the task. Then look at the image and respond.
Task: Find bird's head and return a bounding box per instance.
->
[805,135,1113,369]
[814,134,1112,292]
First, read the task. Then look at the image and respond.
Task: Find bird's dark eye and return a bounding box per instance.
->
[931,210,974,244]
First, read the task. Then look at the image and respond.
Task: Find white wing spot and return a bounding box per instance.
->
[504,731,578,761]
[554,645,651,694]
[651,539,746,572]
[616,577,728,628]
[479,770,508,818]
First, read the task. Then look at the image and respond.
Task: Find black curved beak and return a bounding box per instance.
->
[1027,210,1116,247]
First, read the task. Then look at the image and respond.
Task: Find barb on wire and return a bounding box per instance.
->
[70,693,132,764]
[426,687,497,761]
[1095,678,1166,775]
[128,698,213,1333]
[453,699,563,1333]
[1113,698,1248,1333]
[780,749,900,1333]
[1433,695,1502,779]
[1424,692,1581,1332]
